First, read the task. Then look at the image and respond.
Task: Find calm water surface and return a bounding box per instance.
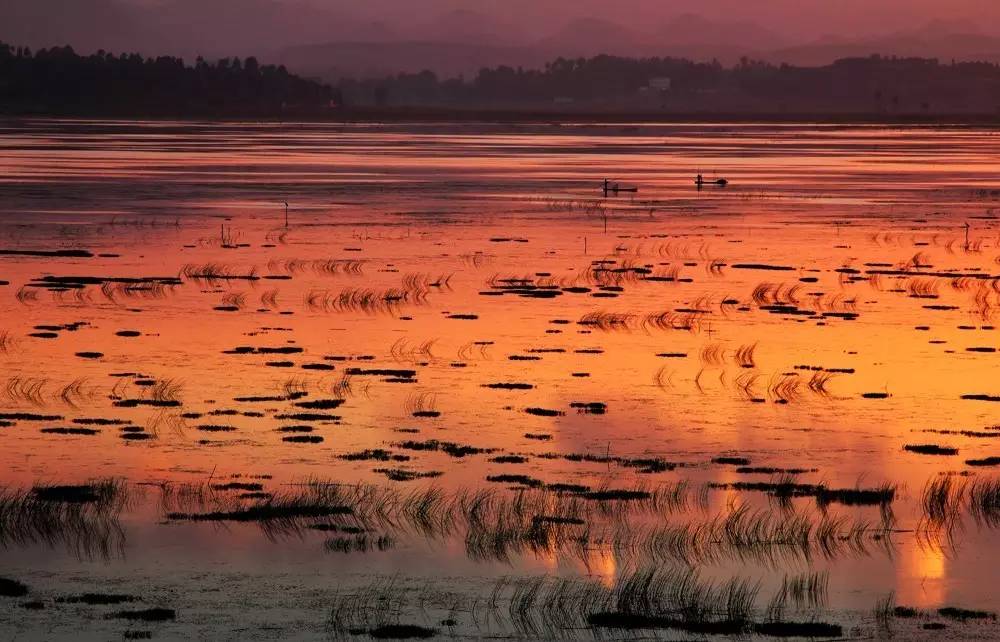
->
[0,119,999,639]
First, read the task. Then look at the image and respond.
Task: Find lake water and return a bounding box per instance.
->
[1,119,999,639]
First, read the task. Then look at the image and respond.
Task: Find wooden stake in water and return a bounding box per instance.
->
[965,221,970,250]
[284,201,289,228]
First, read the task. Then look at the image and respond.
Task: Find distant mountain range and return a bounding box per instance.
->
[281,14,1000,80]
[3,0,1000,80]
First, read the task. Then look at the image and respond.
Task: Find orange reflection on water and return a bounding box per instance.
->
[896,542,947,608]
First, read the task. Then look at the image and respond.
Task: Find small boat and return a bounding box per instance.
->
[695,174,728,188]
[603,179,638,194]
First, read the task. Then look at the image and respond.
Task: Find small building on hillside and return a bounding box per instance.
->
[648,77,672,91]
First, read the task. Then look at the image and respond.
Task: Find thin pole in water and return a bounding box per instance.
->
[284,202,289,228]
[965,221,970,250]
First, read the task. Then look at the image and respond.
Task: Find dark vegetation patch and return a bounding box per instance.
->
[340,449,409,462]
[108,608,176,622]
[223,346,303,355]
[301,363,336,370]
[588,612,746,634]
[32,483,111,503]
[277,425,313,433]
[368,624,437,639]
[211,483,264,492]
[962,394,1000,402]
[59,593,136,605]
[524,407,564,417]
[753,621,844,637]
[482,383,533,390]
[394,440,495,457]
[121,432,154,440]
[373,468,443,482]
[113,399,181,408]
[487,474,544,488]
[0,249,94,257]
[966,457,1000,467]
[168,502,351,522]
[713,480,894,506]
[324,534,394,553]
[730,263,794,271]
[735,467,816,475]
[196,425,236,432]
[75,351,103,359]
[570,401,607,414]
[283,435,324,443]
[274,413,340,421]
[346,368,416,378]
[938,607,995,620]
[41,427,99,436]
[524,433,552,440]
[490,455,528,464]
[582,489,652,501]
[0,413,62,421]
[712,456,751,466]
[294,399,345,410]
[116,330,141,337]
[0,578,29,597]
[904,444,958,456]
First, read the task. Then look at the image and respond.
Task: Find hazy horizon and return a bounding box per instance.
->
[4,0,1000,78]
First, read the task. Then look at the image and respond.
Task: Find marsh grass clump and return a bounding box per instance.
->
[59,593,136,605]
[283,435,324,444]
[394,439,495,458]
[482,383,533,390]
[0,479,129,559]
[167,496,351,527]
[368,624,436,639]
[0,577,29,597]
[324,534,394,554]
[41,427,99,436]
[938,606,995,620]
[713,477,895,508]
[108,608,176,622]
[339,449,409,462]
[490,455,528,464]
[375,469,444,482]
[904,444,958,456]
[181,263,258,283]
[753,621,843,637]
[524,407,563,417]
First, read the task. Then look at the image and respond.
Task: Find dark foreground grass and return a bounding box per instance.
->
[0,577,29,597]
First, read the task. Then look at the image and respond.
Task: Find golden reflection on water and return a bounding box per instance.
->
[1,120,1000,625]
[898,542,947,608]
